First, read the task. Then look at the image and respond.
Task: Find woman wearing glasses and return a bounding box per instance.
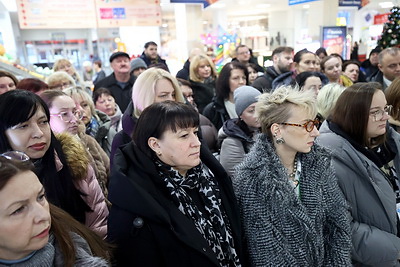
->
[0,90,108,238]
[317,82,400,266]
[63,87,116,156]
[40,90,110,199]
[234,86,351,266]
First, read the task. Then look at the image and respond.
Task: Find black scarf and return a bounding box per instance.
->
[327,120,396,168]
[155,160,240,267]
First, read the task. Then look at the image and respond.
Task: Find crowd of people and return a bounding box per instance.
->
[0,41,400,266]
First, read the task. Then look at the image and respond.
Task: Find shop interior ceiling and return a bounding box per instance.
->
[198,0,396,22]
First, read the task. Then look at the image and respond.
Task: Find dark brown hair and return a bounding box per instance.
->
[216,61,249,100]
[17,78,49,93]
[342,60,360,72]
[93,87,113,104]
[330,82,384,147]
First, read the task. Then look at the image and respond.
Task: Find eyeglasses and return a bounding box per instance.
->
[0,151,30,161]
[370,105,392,121]
[238,51,250,55]
[50,110,83,122]
[280,119,320,132]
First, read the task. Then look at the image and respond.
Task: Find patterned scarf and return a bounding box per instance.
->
[85,117,100,138]
[155,160,240,267]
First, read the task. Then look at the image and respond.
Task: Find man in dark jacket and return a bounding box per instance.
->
[94,52,136,113]
[369,47,400,91]
[232,45,264,73]
[251,46,293,92]
[361,47,381,80]
[139,41,169,71]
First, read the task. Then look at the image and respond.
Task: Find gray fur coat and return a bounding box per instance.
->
[234,134,351,266]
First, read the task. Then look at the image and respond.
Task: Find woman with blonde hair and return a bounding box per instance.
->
[53,59,92,95]
[63,87,116,156]
[53,59,83,85]
[46,71,76,90]
[110,67,185,164]
[189,54,217,113]
[316,83,346,121]
[234,86,351,266]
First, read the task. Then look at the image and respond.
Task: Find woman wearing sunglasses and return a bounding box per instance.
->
[0,155,110,266]
[0,90,108,238]
[234,86,351,266]
[317,82,400,266]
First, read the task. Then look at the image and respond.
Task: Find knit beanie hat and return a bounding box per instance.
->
[130,58,147,72]
[234,85,261,116]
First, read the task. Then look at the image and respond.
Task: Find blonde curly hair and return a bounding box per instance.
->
[256,86,317,137]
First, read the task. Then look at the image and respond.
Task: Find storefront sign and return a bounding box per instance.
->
[288,0,318,6]
[374,13,390,25]
[17,0,162,29]
[322,26,347,59]
[16,0,97,29]
[95,0,161,27]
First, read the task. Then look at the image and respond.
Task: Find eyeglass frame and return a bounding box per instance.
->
[50,110,83,122]
[279,119,320,132]
[369,105,392,122]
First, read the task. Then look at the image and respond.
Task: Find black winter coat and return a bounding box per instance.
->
[107,142,247,267]
[203,97,230,131]
[189,79,215,114]
[94,73,136,113]
[251,66,281,92]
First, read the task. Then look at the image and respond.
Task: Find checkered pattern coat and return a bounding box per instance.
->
[234,134,351,267]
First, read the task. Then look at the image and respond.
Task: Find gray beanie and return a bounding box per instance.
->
[234,85,261,116]
[130,58,147,72]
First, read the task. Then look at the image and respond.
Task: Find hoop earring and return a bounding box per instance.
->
[276,137,285,144]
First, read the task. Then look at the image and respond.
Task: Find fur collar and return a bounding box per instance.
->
[55,133,90,180]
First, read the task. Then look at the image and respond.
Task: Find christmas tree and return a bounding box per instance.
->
[378,6,400,48]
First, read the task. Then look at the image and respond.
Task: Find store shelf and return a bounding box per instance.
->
[0,59,45,81]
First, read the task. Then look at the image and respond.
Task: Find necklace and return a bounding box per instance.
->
[288,156,299,187]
